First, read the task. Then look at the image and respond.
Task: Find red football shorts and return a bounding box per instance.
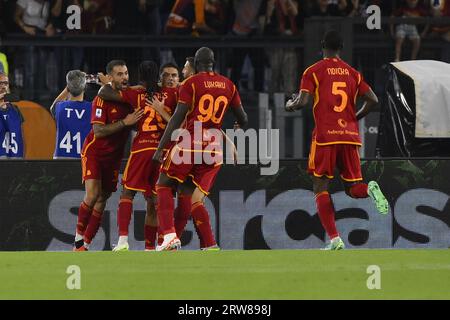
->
[122,149,160,198]
[81,155,121,193]
[307,141,363,182]
[160,145,222,195]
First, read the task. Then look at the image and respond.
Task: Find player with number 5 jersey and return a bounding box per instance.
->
[285,30,389,251]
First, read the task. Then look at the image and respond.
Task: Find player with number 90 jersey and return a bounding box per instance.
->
[179,71,241,134]
[161,71,241,195]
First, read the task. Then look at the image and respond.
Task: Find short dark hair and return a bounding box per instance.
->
[106,60,127,75]
[322,30,344,51]
[160,62,179,75]
[186,57,194,65]
[0,71,7,78]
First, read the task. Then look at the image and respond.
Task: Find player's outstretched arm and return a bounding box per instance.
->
[356,88,379,121]
[231,104,248,128]
[285,90,311,112]
[93,109,144,138]
[152,103,189,163]
[98,84,124,103]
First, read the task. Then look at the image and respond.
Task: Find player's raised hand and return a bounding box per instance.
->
[123,108,145,126]
[98,73,111,85]
[285,93,298,112]
[285,100,295,112]
[146,95,165,114]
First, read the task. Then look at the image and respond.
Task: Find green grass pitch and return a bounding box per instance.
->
[0,250,449,299]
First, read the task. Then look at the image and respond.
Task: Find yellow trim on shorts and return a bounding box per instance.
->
[313,172,334,179]
[188,174,209,196]
[124,185,147,193]
[340,176,363,182]
[309,141,317,170]
[130,147,158,154]
[315,141,362,146]
[166,172,185,184]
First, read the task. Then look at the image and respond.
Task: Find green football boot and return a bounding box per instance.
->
[322,237,345,251]
[368,181,389,215]
[201,245,221,251]
[112,243,129,252]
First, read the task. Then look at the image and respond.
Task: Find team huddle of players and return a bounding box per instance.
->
[73,31,389,252]
[73,47,247,252]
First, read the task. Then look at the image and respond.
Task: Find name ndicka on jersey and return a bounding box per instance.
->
[327,68,350,76]
[204,81,226,89]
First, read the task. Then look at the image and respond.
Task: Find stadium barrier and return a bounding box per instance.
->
[0,159,448,251]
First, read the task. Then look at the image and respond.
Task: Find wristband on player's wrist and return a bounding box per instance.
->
[120,120,126,127]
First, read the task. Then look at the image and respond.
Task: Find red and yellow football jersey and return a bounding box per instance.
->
[120,86,179,152]
[179,71,241,133]
[81,96,133,160]
[300,57,371,145]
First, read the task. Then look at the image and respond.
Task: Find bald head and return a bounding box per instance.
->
[195,47,214,71]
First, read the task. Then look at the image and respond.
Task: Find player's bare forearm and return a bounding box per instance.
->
[356,89,378,120]
[232,105,248,128]
[285,91,311,112]
[130,85,145,90]
[93,109,144,138]
[98,84,123,103]
[356,102,372,121]
[93,121,125,138]
[156,103,188,152]
[158,108,171,122]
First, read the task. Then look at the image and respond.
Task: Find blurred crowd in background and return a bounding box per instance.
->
[0,0,449,103]
[0,0,448,37]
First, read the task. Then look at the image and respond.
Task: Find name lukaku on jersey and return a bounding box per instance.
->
[204,81,226,89]
[327,68,350,76]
